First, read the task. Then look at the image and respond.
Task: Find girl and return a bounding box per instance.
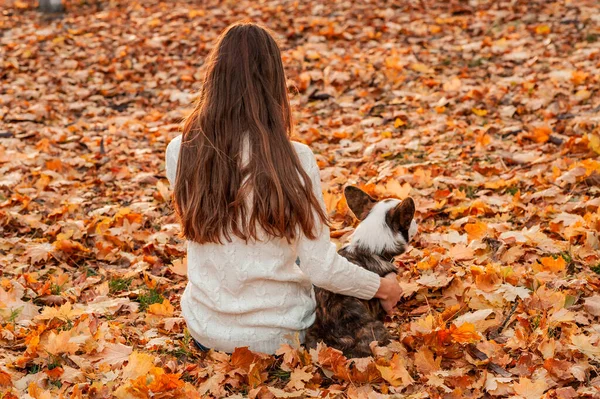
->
[165,22,402,354]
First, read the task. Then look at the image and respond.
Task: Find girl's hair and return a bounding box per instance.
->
[173,22,328,244]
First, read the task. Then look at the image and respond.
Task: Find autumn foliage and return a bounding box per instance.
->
[1,0,600,398]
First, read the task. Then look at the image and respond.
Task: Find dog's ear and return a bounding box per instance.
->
[387,197,415,233]
[344,186,377,220]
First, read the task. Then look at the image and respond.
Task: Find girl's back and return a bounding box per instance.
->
[167,136,371,353]
[166,22,400,354]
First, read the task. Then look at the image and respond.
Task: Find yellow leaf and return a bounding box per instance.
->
[188,9,205,18]
[375,180,412,199]
[472,108,487,116]
[530,126,551,143]
[122,351,155,381]
[286,366,313,390]
[53,239,89,254]
[465,221,488,240]
[535,25,551,35]
[148,19,161,27]
[44,330,79,355]
[538,256,566,273]
[37,302,84,322]
[575,89,591,102]
[375,354,414,387]
[570,334,600,359]
[14,1,29,9]
[322,190,341,214]
[410,63,433,74]
[169,258,187,276]
[449,322,480,343]
[429,25,442,34]
[156,181,171,202]
[571,70,589,85]
[147,299,175,317]
[414,348,441,376]
[513,377,548,399]
[476,132,491,147]
[394,118,406,128]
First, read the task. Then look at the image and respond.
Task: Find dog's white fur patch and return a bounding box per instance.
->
[348,199,406,253]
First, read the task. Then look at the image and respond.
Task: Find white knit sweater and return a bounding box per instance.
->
[165,135,380,354]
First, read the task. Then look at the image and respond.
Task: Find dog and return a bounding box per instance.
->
[305,185,417,358]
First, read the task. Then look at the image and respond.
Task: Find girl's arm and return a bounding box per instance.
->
[296,152,400,304]
[165,135,182,188]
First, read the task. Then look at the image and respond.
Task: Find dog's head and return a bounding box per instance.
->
[344,186,417,260]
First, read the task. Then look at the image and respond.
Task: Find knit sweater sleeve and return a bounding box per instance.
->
[296,150,381,300]
[165,135,182,189]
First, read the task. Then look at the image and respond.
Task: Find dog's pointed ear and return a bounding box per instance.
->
[388,197,416,232]
[344,186,377,220]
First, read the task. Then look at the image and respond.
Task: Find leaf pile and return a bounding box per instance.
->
[1,0,600,398]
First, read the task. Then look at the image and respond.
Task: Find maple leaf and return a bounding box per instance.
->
[453,309,494,330]
[472,108,488,117]
[535,25,551,35]
[513,377,548,399]
[543,358,573,381]
[286,367,313,390]
[53,239,89,254]
[24,243,54,264]
[121,351,155,381]
[537,256,566,273]
[275,344,302,371]
[27,382,53,399]
[43,330,79,355]
[0,370,12,387]
[230,347,260,372]
[529,126,552,143]
[147,368,185,392]
[198,369,226,397]
[375,353,414,387]
[464,221,487,240]
[583,295,600,317]
[37,302,83,322]
[570,335,600,360]
[414,348,440,376]
[169,258,187,276]
[0,286,40,323]
[147,299,175,317]
[90,343,133,367]
[449,323,480,344]
[247,362,268,388]
[375,180,411,199]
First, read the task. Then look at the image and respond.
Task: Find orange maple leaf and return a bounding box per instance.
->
[449,322,480,344]
[465,221,488,240]
[530,126,551,143]
[538,256,566,273]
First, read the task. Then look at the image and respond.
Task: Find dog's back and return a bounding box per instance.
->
[305,186,417,358]
[305,250,393,357]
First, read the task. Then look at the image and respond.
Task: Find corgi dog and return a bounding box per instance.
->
[305,186,417,358]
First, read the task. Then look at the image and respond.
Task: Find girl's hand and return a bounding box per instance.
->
[375,273,402,314]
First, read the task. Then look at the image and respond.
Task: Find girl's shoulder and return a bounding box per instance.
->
[291,141,316,170]
[166,134,183,157]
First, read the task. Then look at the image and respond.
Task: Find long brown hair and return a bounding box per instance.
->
[173,22,328,244]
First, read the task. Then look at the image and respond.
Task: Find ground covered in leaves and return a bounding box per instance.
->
[1,0,600,397]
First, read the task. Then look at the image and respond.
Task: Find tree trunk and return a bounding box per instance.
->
[39,0,64,13]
